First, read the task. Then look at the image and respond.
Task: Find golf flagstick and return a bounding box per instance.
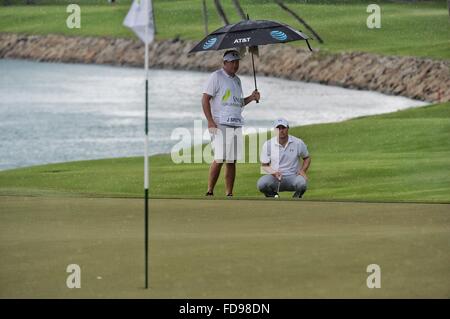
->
[123,0,155,289]
[144,26,149,289]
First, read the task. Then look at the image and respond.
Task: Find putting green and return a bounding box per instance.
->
[1,196,449,298]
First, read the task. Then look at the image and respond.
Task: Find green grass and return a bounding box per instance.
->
[1,102,449,202]
[1,196,449,298]
[0,1,449,59]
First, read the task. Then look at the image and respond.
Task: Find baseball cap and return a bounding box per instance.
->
[273,118,289,128]
[223,50,241,62]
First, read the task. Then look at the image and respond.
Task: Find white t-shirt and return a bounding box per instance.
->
[260,135,310,176]
[203,68,245,127]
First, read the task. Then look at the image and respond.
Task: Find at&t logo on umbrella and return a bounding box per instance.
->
[233,37,251,44]
[202,37,217,49]
[270,30,287,41]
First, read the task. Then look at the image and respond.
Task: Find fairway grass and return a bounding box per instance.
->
[1,102,449,203]
[0,0,449,60]
[0,196,449,298]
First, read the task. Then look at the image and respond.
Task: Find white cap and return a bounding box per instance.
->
[273,118,289,128]
[223,51,241,62]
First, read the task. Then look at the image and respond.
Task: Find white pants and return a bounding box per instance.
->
[211,124,243,163]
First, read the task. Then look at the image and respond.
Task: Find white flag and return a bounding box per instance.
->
[123,0,155,44]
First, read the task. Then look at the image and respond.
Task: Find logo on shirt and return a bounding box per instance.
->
[222,91,243,108]
[233,96,244,106]
[222,89,231,102]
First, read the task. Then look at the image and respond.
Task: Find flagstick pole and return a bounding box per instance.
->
[144,23,149,289]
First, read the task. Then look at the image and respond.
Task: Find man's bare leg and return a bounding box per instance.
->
[207,160,223,194]
[225,162,236,195]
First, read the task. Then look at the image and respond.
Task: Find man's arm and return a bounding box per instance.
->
[262,163,282,180]
[243,90,261,106]
[297,156,311,180]
[260,141,281,179]
[202,93,217,131]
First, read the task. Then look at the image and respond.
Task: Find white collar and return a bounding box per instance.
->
[275,135,292,147]
[221,68,236,78]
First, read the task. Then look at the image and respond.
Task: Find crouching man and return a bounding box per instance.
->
[257,118,311,198]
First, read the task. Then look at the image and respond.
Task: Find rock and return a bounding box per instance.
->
[0,32,448,103]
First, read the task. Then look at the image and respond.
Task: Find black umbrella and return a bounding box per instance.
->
[189,18,312,102]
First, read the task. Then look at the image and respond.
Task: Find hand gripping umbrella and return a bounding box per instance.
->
[189,18,312,102]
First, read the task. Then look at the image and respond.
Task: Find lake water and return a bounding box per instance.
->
[0,59,427,171]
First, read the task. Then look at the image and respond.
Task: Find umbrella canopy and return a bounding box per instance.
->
[189,19,311,53]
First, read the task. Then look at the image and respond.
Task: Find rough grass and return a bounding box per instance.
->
[0,0,449,59]
[1,102,449,203]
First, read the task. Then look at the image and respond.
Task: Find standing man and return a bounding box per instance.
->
[257,118,311,198]
[202,50,260,196]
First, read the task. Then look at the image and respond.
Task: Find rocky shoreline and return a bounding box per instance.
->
[1,32,449,102]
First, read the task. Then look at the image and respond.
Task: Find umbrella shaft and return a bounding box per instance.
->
[251,52,259,103]
[251,52,257,90]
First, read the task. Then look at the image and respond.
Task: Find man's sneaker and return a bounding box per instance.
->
[226,193,233,197]
[292,191,304,199]
[205,191,214,196]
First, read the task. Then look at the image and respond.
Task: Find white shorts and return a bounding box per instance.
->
[210,124,243,162]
